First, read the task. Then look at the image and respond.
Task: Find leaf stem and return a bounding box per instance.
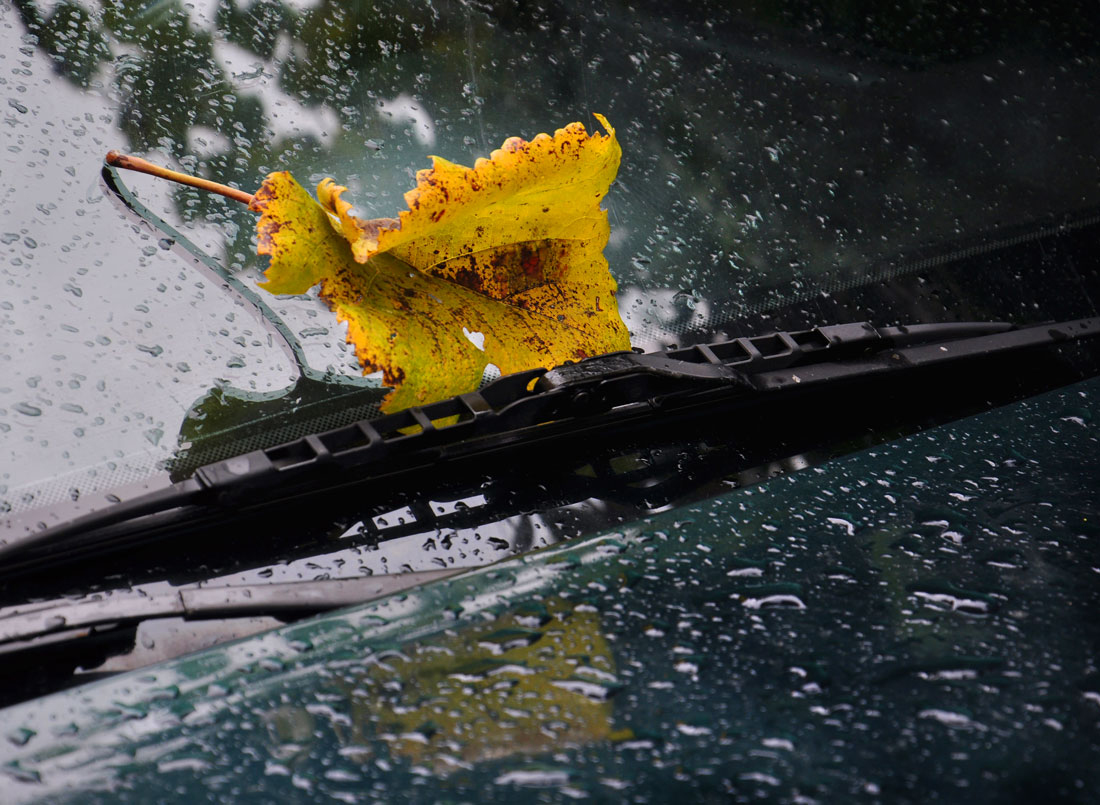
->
[105,151,255,207]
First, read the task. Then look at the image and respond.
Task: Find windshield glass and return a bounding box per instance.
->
[3,0,1100,512]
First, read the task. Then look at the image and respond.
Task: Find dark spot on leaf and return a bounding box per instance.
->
[451,264,488,294]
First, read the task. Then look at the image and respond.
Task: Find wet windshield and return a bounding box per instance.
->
[4,0,1100,513]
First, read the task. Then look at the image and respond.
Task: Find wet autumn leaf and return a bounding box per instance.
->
[252,114,630,411]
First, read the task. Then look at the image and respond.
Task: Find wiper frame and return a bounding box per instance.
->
[2,316,1099,571]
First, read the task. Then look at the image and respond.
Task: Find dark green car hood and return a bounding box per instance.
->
[2,378,1099,803]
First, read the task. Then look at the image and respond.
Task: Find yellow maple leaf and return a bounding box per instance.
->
[252,114,630,412]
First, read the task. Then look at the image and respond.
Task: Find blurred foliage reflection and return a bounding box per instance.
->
[12,0,1100,347]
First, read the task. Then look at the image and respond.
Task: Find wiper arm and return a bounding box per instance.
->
[0,570,462,652]
[0,570,463,701]
[3,317,1098,569]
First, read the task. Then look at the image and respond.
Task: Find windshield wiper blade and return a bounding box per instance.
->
[3,317,1098,569]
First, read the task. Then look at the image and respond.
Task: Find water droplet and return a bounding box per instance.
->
[672,289,699,310]
[494,768,572,787]
[676,722,712,736]
[6,727,35,746]
[13,402,41,417]
[917,709,987,731]
[4,765,40,784]
[741,593,806,610]
[549,677,621,702]
[477,627,543,653]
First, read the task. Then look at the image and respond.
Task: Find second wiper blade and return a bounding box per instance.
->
[2,317,1097,568]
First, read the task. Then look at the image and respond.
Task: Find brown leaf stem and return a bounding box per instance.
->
[105,151,255,207]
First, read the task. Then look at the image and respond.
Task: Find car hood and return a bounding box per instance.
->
[2,376,1098,802]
